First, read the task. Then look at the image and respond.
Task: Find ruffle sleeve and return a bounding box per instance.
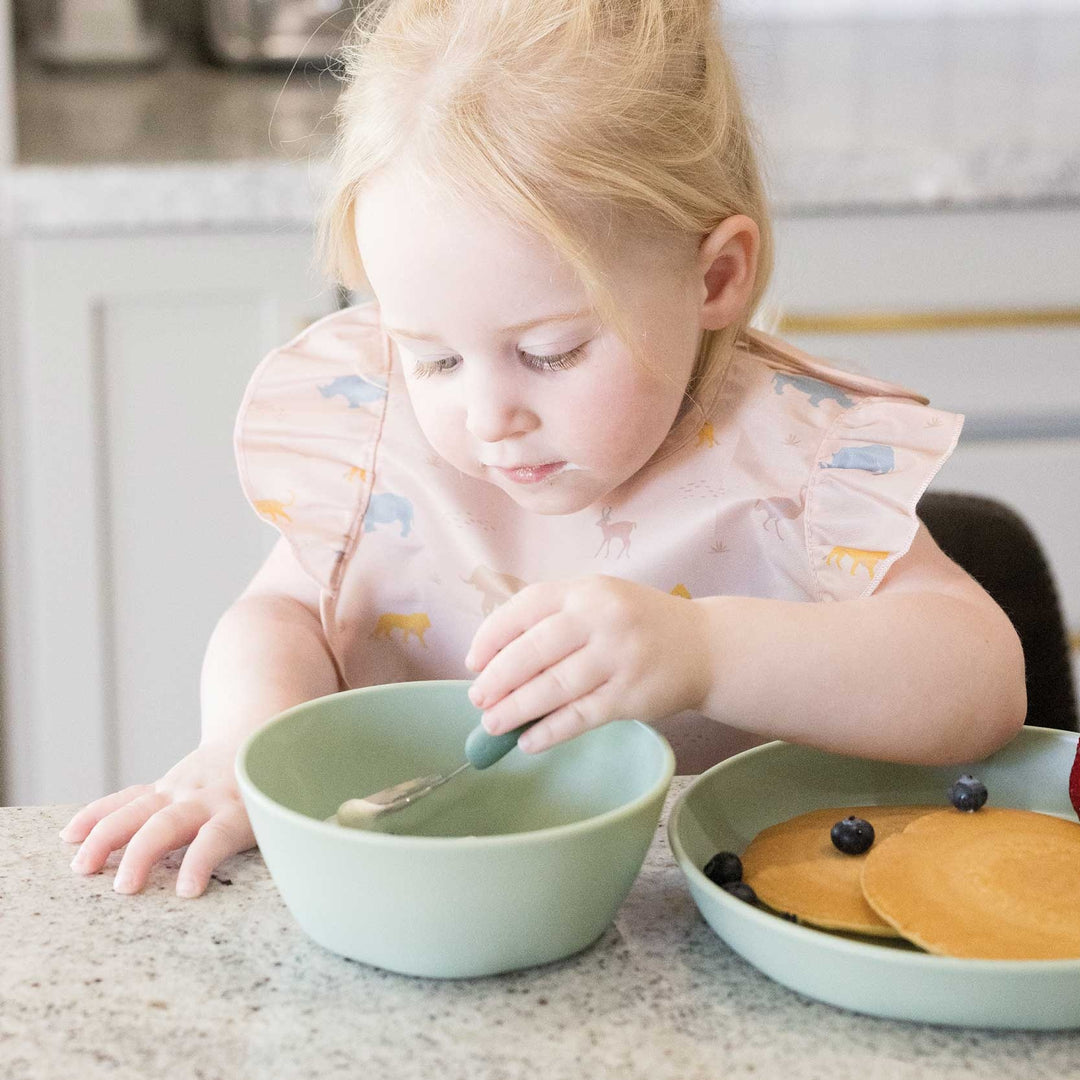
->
[233,302,392,594]
[804,394,964,602]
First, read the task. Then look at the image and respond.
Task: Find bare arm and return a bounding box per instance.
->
[200,539,343,749]
[63,537,342,898]
[695,523,1027,764]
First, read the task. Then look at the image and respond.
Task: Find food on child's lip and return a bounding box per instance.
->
[702,850,743,886]
[829,815,875,855]
[739,805,938,936]
[946,773,988,812]
[861,807,1080,960]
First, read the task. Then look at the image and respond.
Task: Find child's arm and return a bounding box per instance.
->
[468,523,1026,765]
[693,523,1027,763]
[62,538,341,898]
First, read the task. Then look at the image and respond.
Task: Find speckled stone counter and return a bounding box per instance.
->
[3,779,1079,1080]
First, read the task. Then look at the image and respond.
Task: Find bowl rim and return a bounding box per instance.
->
[667,725,1080,972]
[236,680,676,848]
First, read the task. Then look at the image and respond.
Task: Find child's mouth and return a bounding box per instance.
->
[494,461,568,485]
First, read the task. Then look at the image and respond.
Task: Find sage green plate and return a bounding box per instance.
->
[236,680,674,978]
[668,726,1080,1029]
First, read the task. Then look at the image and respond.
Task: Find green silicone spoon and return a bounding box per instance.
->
[335,718,540,829]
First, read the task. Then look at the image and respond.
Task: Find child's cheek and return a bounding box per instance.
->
[408,393,468,471]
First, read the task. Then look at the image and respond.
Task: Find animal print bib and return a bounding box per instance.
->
[235,303,962,770]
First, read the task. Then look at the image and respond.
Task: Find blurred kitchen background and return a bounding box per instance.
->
[0,0,1077,806]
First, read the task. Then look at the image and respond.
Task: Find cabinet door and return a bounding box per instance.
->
[4,231,336,805]
[767,207,1080,429]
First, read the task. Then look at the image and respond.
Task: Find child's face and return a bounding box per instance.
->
[354,164,704,515]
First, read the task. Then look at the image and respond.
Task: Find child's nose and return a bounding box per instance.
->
[464,372,536,443]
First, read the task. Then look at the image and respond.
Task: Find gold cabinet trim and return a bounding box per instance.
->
[778,307,1080,335]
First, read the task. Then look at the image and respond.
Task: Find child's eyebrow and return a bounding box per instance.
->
[384,310,593,341]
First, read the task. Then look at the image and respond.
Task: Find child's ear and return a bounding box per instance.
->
[697,215,760,331]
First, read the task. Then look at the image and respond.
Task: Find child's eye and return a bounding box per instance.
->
[410,343,588,380]
[410,356,460,379]
[518,342,588,372]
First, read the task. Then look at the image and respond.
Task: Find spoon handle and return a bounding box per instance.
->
[464,719,541,770]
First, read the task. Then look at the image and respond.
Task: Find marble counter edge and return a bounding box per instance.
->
[2,153,1079,237]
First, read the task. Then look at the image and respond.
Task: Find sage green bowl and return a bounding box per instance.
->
[236,680,674,978]
[668,726,1080,1030]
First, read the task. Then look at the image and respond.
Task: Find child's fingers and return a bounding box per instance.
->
[59,783,155,844]
[111,802,210,894]
[471,612,586,716]
[465,583,564,672]
[480,641,604,736]
[69,791,170,874]
[519,685,611,753]
[174,805,255,899]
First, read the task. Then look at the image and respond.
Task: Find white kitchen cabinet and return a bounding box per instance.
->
[1,229,336,805]
[768,205,1080,681]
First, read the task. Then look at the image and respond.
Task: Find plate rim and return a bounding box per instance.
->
[668,726,1080,975]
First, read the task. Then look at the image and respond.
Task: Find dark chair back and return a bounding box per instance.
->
[917,491,1078,733]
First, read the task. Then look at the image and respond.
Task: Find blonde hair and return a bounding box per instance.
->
[317,0,774,438]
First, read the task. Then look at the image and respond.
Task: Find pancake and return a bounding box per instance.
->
[861,807,1080,960]
[741,804,938,935]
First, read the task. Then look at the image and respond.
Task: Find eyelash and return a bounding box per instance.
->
[410,343,588,380]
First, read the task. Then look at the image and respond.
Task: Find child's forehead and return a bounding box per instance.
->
[355,158,691,261]
[354,160,699,340]
[355,180,583,305]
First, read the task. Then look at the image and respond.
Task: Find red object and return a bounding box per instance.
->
[1070,737,1080,819]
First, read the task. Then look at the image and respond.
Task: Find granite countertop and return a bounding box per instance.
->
[3,778,1079,1080]
[3,12,1080,235]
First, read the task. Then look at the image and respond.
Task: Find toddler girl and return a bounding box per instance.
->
[62,0,1026,898]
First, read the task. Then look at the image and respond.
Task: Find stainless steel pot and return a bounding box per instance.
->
[27,0,171,69]
[201,0,359,67]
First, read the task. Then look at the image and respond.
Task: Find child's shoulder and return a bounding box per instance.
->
[234,299,394,593]
[734,328,929,412]
[715,328,963,603]
[259,298,390,383]
[736,327,929,408]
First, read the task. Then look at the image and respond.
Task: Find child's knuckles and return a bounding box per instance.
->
[146,800,201,836]
[548,700,594,742]
[196,815,243,853]
[83,817,128,852]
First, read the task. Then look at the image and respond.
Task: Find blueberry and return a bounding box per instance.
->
[721,881,758,905]
[947,774,988,812]
[830,816,875,855]
[703,851,743,886]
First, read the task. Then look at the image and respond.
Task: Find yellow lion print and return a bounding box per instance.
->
[825,546,890,577]
[254,491,295,524]
[345,465,367,482]
[696,422,715,448]
[371,612,431,646]
[670,583,692,599]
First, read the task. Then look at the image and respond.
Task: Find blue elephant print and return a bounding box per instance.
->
[773,373,854,409]
[318,375,388,408]
[820,444,896,475]
[364,492,414,537]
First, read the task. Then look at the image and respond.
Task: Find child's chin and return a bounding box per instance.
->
[498,479,597,517]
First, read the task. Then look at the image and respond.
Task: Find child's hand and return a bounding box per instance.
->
[59,740,254,899]
[465,575,711,753]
